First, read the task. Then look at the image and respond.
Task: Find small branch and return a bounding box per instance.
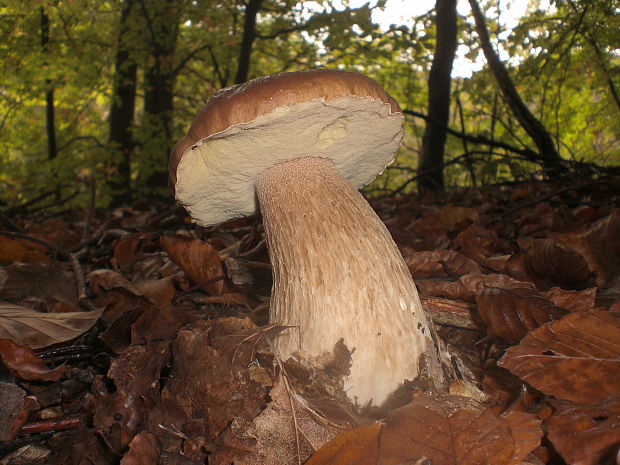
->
[70,251,95,310]
[403,109,541,162]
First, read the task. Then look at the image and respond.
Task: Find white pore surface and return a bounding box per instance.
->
[174,96,404,226]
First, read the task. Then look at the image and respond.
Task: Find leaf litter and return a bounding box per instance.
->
[0,179,619,464]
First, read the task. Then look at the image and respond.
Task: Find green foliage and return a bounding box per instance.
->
[0,0,618,210]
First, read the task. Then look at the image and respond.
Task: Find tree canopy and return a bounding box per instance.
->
[1,0,618,210]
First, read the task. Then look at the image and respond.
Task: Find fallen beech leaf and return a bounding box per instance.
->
[113,235,141,272]
[0,236,50,264]
[498,310,620,403]
[305,423,381,465]
[501,410,545,465]
[542,287,597,312]
[477,286,568,342]
[401,248,482,278]
[0,382,37,441]
[417,273,532,303]
[307,394,541,465]
[130,305,196,345]
[133,277,176,307]
[0,302,103,349]
[547,397,620,465]
[89,269,143,296]
[93,341,170,451]
[228,375,342,465]
[453,224,504,267]
[120,431,160,465]
[429,204,480,230]
[159,318,269,445]
[160,234,227,295]
[0,262,79,310]
[524,237,598,289]
[0,338,65,381]
[584,210,620,286]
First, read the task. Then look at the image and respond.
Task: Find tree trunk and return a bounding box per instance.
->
[108,0,138,205]
[40,7,57,162]
[140,0,181,191]
[418,0,458,192]
[468,0,566,176]
[235,0,264,84]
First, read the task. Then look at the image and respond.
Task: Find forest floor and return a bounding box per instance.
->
[0,176,619,465]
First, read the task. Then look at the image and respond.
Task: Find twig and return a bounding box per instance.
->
[70,252,95,310]
[18,415,83,436]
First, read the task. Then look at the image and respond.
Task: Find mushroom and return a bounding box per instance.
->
[169,69,443,406]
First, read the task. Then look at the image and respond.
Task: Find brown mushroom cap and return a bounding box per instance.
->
[170,69,403,226]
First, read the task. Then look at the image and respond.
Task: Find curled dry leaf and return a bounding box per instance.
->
[583,210,620,287]
[0,301,103,349]
[113,235,142,273]
[476,285,569,343]
[307,394,542,465]
[89,269,143,296]
[89,269,175,307]
[524,236,600,289]
[498,310,620,403]
[160,234,227,295]
[547,396,620,465]
[401,248,482,278]
[0,338,65,382]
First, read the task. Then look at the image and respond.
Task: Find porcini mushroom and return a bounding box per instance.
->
[169,69,443,406]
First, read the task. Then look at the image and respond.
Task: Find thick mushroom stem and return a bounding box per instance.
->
[256,156,435,406]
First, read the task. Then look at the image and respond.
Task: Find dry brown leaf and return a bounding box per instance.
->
[0,301,103,349]
[307,394,542,465]
[305,423,381,465]
[120,431,160,465]
[113,235,142,273]
[0,382,37,441]
[159,318,269,445]
[402,248,483,278]
[429,204,480,229]
[417,273,532,302]
[130,305,196,345]
[0,338,65,381]
[498,310,620,403]
[93,340,170,451]
[89,269,144,296]
[0,262,79,310]
[0,236,51,264]
[453,224,505,266]
[524,237,599,289]
[477,285,568,342]
[501,410,545,465]
[133,277,175,307]
[547,396,620,465]
[231,375,343,465]
[542,287,597,312]
[584,210,620,286]
[160,234,227,295]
